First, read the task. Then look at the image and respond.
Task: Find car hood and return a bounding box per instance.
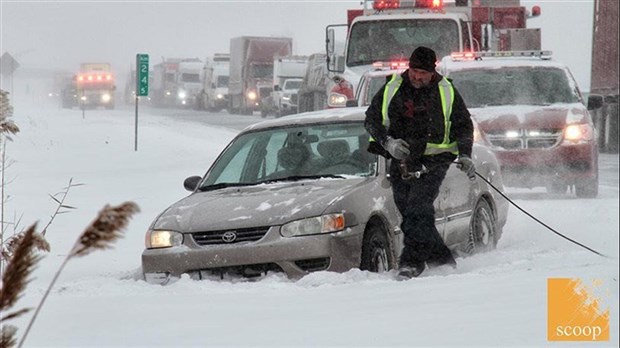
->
[470,103,589,132]
[153,178,367,232]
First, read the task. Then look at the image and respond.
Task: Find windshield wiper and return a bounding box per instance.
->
[198,182,256,192]
[259,174,346,184]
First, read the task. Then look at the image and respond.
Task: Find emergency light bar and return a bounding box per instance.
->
[372,60,409,70]
[450,50,553,61]
[372,0,443,10]
[77,74,113,83]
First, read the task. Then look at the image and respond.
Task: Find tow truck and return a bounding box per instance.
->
[303,0,541,111]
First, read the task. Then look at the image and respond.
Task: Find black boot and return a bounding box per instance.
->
[396,262,425,280]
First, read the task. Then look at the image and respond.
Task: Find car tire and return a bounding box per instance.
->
[575,177,598,198]
[467,198,497,255]
[360,224,392,273]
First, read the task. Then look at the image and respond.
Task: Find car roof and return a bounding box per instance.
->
[243,107,368,132]
[439,55,569,74]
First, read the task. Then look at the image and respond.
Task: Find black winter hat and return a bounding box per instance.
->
[409,46,437,72]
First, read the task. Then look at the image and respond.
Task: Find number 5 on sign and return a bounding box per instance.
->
[136,54,149,96]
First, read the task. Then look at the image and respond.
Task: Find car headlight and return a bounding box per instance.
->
[145,230,183,249]
[247,90,257,100]
[280,213,345,237]
[101,93,111,102]
[216,93,224,99]
[327,92,347,108]
[177,90,187,99]
[563,123,594,143]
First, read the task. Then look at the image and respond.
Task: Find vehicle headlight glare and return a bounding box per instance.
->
[216,94,224,99]
[564,123,593,142]
[146,230,183,249]
[178,90,187,99]
[101,93,111,102]
[280,213,345,237]
[247,91,257,100]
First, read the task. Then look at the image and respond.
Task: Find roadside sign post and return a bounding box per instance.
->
[135,54,149,151]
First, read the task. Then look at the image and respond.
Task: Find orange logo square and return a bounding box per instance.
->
[547,278,610,341]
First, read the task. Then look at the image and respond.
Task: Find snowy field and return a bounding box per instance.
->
[4,95,618,347]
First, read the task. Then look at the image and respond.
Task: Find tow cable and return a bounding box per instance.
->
[472,170,609,258]
[398,159,609,258]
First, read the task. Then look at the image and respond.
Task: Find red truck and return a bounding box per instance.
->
[228,36,292,115]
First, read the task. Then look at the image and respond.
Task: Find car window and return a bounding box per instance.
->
[449,66,580,107]
[201,122,378,187]
[283,80,302,90]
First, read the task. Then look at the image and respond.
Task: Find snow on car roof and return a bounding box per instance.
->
[243,107,367,132]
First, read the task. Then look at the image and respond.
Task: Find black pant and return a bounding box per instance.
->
[391,162,453,266]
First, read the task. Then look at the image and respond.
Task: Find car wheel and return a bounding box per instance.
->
[467,198,497,255]
[575,177,598,198]
[360,224,392,273]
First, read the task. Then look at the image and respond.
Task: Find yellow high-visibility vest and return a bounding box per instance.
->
[371,74,458,156]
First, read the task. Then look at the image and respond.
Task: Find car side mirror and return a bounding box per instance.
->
[346,99,358,107]
[183,176,202,191]
[587,94,603,110]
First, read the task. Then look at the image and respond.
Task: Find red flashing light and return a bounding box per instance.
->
[531,5,541,17]
[415,0,443,9]
[373,0,400,10]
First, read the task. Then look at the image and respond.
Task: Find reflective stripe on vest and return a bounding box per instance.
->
[372,74,458,156]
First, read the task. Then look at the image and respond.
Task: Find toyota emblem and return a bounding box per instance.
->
[222,231,237,243]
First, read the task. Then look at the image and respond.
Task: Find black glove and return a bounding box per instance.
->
[383,136,410,160]
[456,155,476,180]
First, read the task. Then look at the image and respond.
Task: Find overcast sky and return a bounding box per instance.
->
[1,0,596,90]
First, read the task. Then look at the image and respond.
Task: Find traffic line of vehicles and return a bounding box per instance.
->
[136,0,614,281]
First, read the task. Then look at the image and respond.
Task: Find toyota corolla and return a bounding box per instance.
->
[141,108,508,284]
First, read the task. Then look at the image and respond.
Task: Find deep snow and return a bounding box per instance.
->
[3,93,619,347]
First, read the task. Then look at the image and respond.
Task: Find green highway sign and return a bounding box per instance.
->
[136,54,149,96]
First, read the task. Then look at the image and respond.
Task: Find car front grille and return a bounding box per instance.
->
[485,129,562,150]
[192,226,270,245]
[295,257,330,272]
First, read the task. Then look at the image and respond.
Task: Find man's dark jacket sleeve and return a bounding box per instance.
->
[364,84,392,158]
[450,87,474,158]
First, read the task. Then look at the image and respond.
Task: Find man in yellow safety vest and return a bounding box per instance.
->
[364,46,475,279]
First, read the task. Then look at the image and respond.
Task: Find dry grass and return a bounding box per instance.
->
[16,202,140,348]
[0,224,40,321]
[70,202,140,257]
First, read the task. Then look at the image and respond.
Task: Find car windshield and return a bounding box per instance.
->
[449,67,580,108]
[347,19,459,67]
[283,80,302,90]
[200,122,378,189]
[217,76,229,87]
[181,73,200,83]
